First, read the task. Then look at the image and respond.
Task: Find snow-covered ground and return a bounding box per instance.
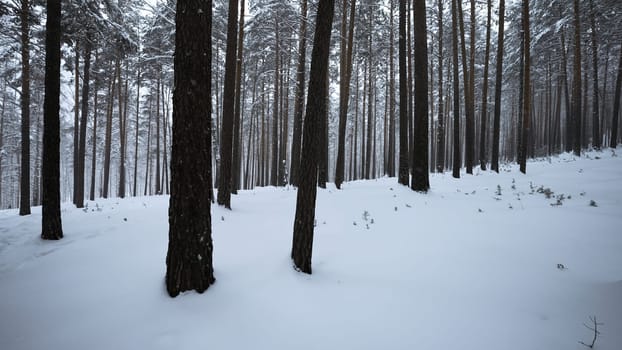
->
[1,151,621,350]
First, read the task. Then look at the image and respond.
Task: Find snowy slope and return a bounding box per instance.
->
[1,151,621,350]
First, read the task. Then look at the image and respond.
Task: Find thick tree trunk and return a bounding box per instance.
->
[411,0,429,192]
[589,0,600,150]
[41,0,63,240]
[217,0,239,208]
[166,0,215,298]
[291,0,335,274]
[19,0,31,215]
[491,0,505,173]
[388,0,396,177]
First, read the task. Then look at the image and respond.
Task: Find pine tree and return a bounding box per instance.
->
[19,0,31,216]
[166,0,215,297]
[41,0,63,240]
[491,0,505,173]
[291,0,335,274]
[411,0,429,192]
[398,0,409,186]
[519,0,531,174]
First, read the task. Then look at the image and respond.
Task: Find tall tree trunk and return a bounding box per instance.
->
[76,38,91,207]
[118,59,127,198]
[519,0,530,173]
[451,0,461,179]
[457,0,473,174]
[398,0,409,185]
[365,11,373,181]
[103,69,116,199]
[589,0,600,150]
[436,0,445,174]
[41,0,63,240]
[335,0,356,188]
[610,43,622,148]
[561,27,572,152]
[133,61,140,197]
[279,51,291,186]
[411,0,429,192]
[166,0,215,297]
[290,0,308,187]
[491,0,505,173]
[155,75,161,194]
[19,0,31,215]
[232,0,245,193]
[73,45,79,205]
[571,0,582,156]
[217,0,239,208]
[271,16,280,187]
[479,0,492,170]
[388,0,396,177]
[144,99,152,196]
[90,50,99,201]
[291,0,335,274]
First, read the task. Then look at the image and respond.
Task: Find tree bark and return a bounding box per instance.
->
[19,0,31,215]
[232,0,245,193]
[166,0,215,298]
[519,0,530,173]
[589,0,600,150]
[271,16,280,187]
[217,0,238,208]
[290,0,308,187]
[398,0,409,186]
[411,0,429,192]
[41,0,63,240]
[291,0,335,274]
[436,0,445,174]
[90,50,99,201]
[73,45,79,205]
[479,0,492,170]
[610,43,622,148]
[76,37,91,207]
[571,0,582,156]
[451,0,461,179]
[491,0,505,173]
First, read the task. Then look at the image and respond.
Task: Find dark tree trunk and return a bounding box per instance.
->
[457,0,473,174]
[571,0,582,157]
[41,0,63,240]
[411,0,429,192]
[479,0,491,170]
[388,0,396,177]
[133,63,140,197]
[73,46,79,205]
[519,0,530,174]
[491,0,505,173]
[155,75,161,194]
[436,0,444,174]
[118,60,127,198]
[90,50,99,201]
[398,0,409,186]
[231,0,245,194]
[589,0,600,150]
[271,17,280,187]
[166,0,215,298]
[451,0,461,179]
[561,28,572,152]
[217,0,238,208]
[290,0,308,187]
[291,0,335,274]
[103,69,115,199]
[335,0,356,188]
[19,0,31,215]
[611,43,622,148]
[76,38,91,208]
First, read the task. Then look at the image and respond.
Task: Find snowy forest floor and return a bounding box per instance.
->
[1,150,621,350]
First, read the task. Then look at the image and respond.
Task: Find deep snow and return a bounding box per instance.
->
[1,151,621,350]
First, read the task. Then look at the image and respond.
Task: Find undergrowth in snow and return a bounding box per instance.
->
[1,150,621,350]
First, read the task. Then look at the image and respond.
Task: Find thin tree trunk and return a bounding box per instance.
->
[133,60,140,197]
[436,0,445,174]
[398,0,409,185]
[491,0,505,173]
[451,0,461,179]
[290,0,308,187]
[19,0,31,215]
[103,68,116,199]
[589,0,600,150]
[519,0,530,173]
[90,50,99,201]
[76,38,91,207]
[388,0,396,177]
[571,0,582,156]
[73,45,79,206]
[479,0,492,170]
[610,42,622,148]
[232,0,245,193]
